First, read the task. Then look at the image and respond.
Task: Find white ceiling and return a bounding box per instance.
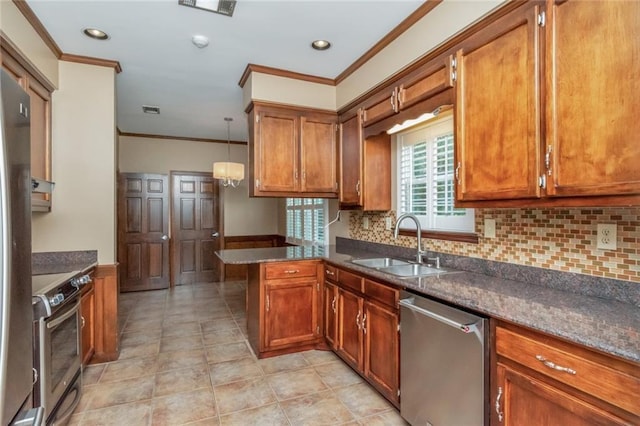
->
[26,0,424,142]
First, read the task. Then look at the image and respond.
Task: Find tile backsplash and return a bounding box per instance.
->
[349,207,640,283]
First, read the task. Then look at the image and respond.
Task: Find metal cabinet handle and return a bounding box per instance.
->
[455,162,461,183]
[325,269,335,277]
[284,270,299,274]
[266,295,270,312]
[356,311,361,329]
[496,386,504,422]
[362,313,367,334]
[535,355,577,375]
[331,296,336,313]
[355,180,361,197]
[81,316,86,328]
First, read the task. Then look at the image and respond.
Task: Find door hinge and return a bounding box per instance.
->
[538,174,547,189]
[255,114,260,123]
[397,324,401,332]
[335,182,338,191]
[316,325,320,335]
[397,389,401,397]
[451,57,457,82]
[538,11,546,27]
[316,282,320,291]
[255,179,260,188]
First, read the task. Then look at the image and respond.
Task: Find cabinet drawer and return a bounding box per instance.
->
[364,279,398,309]
[337,269,363,293]
[264,261,318,280]
[496,326,640,416]
[324,264,337,283]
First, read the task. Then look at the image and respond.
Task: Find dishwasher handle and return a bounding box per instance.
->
[399,297,482,337]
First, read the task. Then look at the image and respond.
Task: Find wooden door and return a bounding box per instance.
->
[264,279,319,349]
[339,112,363,206]
[362,87,397,127]
[544,0,640,197]
[337,288,363,371]
[455,4,541,201]
[117,173,170,291]
[323,281,338,349]
[254,106,299,193]
[364,301,399,405]
[171,172,222,285]
[495,364,627,426]
[300,114,337,194]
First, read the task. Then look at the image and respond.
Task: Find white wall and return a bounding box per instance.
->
[0,0,58,87]
[32,61,117,263]
[118,135,279,236]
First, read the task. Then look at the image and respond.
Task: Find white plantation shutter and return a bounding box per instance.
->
[397,114,474,232]
[286,198,327,245]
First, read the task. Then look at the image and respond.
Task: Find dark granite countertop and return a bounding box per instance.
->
[216,245,640,363]
[32,250,98,292]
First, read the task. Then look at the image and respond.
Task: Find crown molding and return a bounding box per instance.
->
[119,131,247,145]
[12,0,62,58]
[238,63,335,88]
[60,53,122,74]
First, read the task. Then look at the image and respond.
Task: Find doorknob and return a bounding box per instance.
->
[161,235,168,241]
[211,232,220,237]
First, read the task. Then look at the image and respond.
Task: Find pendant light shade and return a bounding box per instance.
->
[213,117,244,187]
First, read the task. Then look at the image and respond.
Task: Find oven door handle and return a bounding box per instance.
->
[46,300,80,329]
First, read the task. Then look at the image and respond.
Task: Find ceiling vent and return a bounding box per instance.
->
[142,105,160,114]
[178,0,237,17]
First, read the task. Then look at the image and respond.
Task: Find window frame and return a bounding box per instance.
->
[285,197,328,246]
[395,113,478,243]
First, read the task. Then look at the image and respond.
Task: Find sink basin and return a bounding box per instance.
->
[379,264,448,277]
[350,257,411,268]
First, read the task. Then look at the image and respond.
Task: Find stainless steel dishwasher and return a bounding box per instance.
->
[399,291,487,426]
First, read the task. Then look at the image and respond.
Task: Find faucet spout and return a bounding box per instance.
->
[393,213,425,263]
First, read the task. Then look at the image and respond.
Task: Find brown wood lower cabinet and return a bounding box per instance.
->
[80,281,95,366]
[247,260,323,358]
[494,322,640,425]
[329,265,400,407]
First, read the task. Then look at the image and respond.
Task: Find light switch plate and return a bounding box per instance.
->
[597,223,617,250]
[484,218,496,239]
[362,216,369,230]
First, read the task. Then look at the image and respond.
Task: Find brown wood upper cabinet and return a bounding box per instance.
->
[1,43,53,212]
[454,0,640,205]
[361,55,454,132]
[338,110,391,211]
[248,102,338,198]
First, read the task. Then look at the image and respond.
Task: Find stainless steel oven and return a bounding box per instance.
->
[33,271,90,425]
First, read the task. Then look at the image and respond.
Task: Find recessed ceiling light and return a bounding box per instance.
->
[83,28,109,40]
[311,40,331,51]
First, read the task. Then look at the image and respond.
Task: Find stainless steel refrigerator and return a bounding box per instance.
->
[1,69,43,425]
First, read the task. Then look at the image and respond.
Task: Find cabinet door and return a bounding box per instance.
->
[264,279,318,349]
[323,281,338,349]
[495,364,628,426]
[363,301,399,404]
[81,285,95,365]
[362,133,392,211]
[336,288,363,371]
[362,88,397,127]
[339,112,363,206]
[455,4,541,201]
[301,115,337,194]
[544,0,640,197]
[254,108,299,193]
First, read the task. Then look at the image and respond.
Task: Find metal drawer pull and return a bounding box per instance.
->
[325,269,335,276]
[535,355,577,375]
[81,316,86,328]
[362,313,367,334]
[284,270,299,274]
[331,296,336,313]
[496,386,503,422]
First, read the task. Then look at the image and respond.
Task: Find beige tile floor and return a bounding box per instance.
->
[70,280,408,426]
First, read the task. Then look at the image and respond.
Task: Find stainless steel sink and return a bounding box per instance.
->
[379,263,445,277]
[350,257,411,268]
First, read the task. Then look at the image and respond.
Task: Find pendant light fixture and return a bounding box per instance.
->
[213,117,244,187]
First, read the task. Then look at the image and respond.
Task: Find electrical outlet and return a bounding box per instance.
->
[362,216,369,230]
[597,224,617,250]
[484,218,496,239]
[385,217,392,230]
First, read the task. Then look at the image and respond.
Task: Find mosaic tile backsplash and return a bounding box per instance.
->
[349,207,640,284]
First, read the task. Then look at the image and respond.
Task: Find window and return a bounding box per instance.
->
[285,198,327,246]
[397,114,474,233]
